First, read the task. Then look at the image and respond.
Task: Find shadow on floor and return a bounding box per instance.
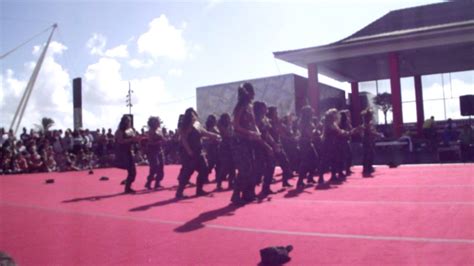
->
[174,204,242,233]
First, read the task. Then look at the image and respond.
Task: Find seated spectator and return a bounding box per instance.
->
[442,118,458,145]
[44,149,58,172]
[28,146,45,172]
[1,150,13,174]
[13,153,29,174]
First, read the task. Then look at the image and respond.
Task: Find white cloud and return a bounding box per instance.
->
[82,56,184,130]
[86,33,107,56]
[84,57,125,104]
[128,58,154,69]
[105,44,129,58]
[168,68,183,77]
[33,41,67,57]
[137,15,188,60]
[1,41,72,131]
[205,0,222,10]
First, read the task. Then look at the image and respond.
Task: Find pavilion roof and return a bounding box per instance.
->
[274,1,474,82]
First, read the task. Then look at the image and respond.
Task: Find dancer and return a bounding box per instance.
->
[253,101,277,196]
[358,108,383,177]
[204,114,220,182]
[339,110,353,176]
[267,106,293,187]
[115,115,140,194]
[320,109,350,184]
[296,106,318,188]
[216,113,236,190]
[231,82,261,204]
[144,116,165,190]
[175,108,220,199]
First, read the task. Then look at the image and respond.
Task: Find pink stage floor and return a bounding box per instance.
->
[1,164,473,265]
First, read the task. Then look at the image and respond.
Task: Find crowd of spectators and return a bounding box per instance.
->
[0,127,181,175]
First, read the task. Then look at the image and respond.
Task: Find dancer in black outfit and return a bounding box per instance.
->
[296,106,319,188]
[204,114,220,182]
[339,110,353,176]
[231,83,262,204]
[267,106,293,188]
[144,116,165,190]
[115,115,140,194]
[253,101,277,196]
[358,108,383,177]
[216,113,236,190]
[320,109,350,184]
[175,108,220,199]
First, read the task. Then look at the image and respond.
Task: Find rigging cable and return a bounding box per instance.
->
[0,25,54,60]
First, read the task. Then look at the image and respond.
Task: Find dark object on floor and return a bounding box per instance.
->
[388,162,399,168]
[45,179,55,184]
[259,245,293,265]
[99,176,109,181]
[89,170,94,175]
[0,251,17,266]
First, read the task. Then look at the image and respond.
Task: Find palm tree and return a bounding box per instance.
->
[373,93,392,125]
[40,117,55,132]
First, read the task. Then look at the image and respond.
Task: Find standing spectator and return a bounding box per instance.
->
[459,124,474,162]
[423,116,437,150]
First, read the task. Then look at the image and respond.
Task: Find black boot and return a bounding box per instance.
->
[216,182,223,191]
[175,182,186,199]
[196,182,209,197]
[154,180,162,189]
[296,177,305,188]
[282,180,292,187]
[124,182,136,194]
[231,190,243,205]
[144,179,152,190]
[318,176,325,184]
[261,185,274,196]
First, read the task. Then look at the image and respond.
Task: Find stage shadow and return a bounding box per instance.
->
[129,197,191,212]
[174,204,241,233]
[256,188,287,202]
[315,183,335,190]
[62,192,125,203]
[283,186,312,198]
[135,186,169,195]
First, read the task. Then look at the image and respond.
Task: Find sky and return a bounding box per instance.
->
[2,0,470,133]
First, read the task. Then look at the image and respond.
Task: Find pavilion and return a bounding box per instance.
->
[274,1,474,137]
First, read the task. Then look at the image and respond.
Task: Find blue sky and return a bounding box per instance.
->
[4,0,469,132]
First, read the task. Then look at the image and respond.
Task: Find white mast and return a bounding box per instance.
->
[9,24,58,135]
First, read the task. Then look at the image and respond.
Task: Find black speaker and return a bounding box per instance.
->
[460,95,474,116]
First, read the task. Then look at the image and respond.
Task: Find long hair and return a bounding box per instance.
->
[361,108,373,124]
[299,105,313,126]
[147,116,160,130]
[324,108,339,127]
[233,82,253,115]
[339,110,349,128]
[118,115,131,131]
[267,106,278,120]
[205,114,217,130]
[253,101,267,120]
[182,107,197,131]
[218,113,232,129]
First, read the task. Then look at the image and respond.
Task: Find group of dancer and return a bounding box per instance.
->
[114,82,382,204]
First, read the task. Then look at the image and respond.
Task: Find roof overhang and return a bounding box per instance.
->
[274,21,474,82]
